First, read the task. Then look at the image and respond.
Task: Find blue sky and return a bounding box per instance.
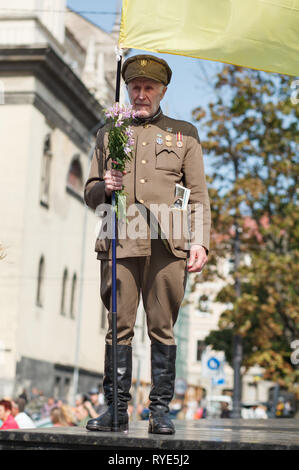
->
[66,0,226,177]
[67,0,222,124]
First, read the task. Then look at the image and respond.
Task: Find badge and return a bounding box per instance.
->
[165,135,172,141]
[166,141,172,147]
[156,137,163,145]
[166,127,173,132]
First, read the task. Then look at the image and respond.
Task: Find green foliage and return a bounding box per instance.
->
[193,65,299,390]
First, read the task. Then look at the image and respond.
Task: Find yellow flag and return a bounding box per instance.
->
[119,0,299,77]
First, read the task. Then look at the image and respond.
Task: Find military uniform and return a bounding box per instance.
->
[84,109,211,344]
[84,55,211,435]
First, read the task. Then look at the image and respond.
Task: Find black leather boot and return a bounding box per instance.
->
[86,344,132,432]
[148,342,176,435]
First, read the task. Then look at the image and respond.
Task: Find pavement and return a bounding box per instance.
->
[0,419,298,450]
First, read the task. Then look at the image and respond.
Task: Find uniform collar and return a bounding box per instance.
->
[133,107,163,126]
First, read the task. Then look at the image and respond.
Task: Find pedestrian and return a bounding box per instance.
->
[50,406,69,427]
[220,401,231,418]
[254,404,268,419]
[26,388,46,420]
[276,399,285,417]
[283,400,292,417]
[41,396,56,418]
[74,404,91,427]
[88,387,105,414]
[84,54,211,434]
[184,388,199,420]
[0,399,19,430]
[185,400,199,420]
[58,402,76,426]
[176,404,188,420]
[11,397,36,429]
[18,389,28,404]
[75,393,85,406]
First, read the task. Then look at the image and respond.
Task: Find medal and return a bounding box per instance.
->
[165,135,172,141]
[166,141,172,147]
[156,137,163,145]
[176,131,183,148]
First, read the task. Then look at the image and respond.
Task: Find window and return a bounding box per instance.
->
[70,273,77,319]
[60,268,68,316]
[36,255,45,307]
[67,155,83,192]
[63,377,71,401]
[40,133,52,208]
[54,376,61,400]
[196,340,205,362]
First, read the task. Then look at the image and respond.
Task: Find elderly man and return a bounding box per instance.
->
[84,55,211,434]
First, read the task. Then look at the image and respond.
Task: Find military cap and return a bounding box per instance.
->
[122,54,172,86]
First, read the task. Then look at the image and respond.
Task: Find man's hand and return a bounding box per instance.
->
[187,244,208,273]
[104,169,127,197]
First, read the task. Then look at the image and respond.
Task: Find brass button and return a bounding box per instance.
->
[141,159,147,164]
[142,142,148,146]
[140,178,146,184]
[140,199,144,204]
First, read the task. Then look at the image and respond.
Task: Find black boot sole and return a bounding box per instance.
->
[148,422,175,435]
[86,422,128,432]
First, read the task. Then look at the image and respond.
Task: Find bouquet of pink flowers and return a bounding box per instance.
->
[104,103,137,217]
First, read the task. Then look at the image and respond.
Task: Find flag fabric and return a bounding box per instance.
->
[119,0,299,77]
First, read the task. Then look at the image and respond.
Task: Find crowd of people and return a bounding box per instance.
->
[0,397,36,430]
[0,387,108,430]
[0,387,212,430]
[1,386,293,430]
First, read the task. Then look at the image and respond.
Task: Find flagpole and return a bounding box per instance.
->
[111,48,123,432]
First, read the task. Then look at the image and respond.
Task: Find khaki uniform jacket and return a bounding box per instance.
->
[84,111,211,260]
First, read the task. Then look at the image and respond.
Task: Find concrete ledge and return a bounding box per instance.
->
[0,419,298,450]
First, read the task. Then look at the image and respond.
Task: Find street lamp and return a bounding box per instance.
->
[231,221,243,419]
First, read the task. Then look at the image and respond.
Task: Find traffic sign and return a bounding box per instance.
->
[207,357,220,370]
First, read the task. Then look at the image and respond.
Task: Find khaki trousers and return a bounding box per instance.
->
[100,239,188,346]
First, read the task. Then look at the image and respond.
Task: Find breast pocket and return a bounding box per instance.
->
[155,144,183,174]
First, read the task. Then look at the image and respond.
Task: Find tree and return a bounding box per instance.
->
[193,64,299,391]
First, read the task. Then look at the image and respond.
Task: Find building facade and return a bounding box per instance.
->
[0,0,151,405]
